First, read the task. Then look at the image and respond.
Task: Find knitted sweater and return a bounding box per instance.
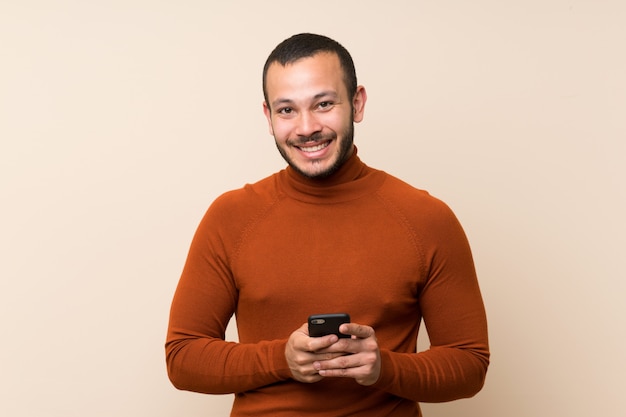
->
[166,150,489,416]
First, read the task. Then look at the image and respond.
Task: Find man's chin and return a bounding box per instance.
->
[290,158,340,179]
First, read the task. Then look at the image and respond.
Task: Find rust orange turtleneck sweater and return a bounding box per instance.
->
[166,149,489,416]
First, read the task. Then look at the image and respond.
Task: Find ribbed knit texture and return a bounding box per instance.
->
[166,150,489,416]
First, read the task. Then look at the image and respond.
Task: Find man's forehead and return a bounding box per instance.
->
[265,53,344,95]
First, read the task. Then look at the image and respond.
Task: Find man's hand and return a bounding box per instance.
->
[285,323,346,383]
[313,323,381,386]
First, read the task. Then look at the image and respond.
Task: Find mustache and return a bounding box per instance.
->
[293,132,336,145]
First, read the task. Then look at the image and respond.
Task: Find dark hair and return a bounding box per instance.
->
[262,33,357,107]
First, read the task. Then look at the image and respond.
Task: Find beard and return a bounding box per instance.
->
[275,122,355,180]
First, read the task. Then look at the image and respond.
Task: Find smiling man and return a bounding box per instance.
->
[263,50,365,179]
[166,33,490,416]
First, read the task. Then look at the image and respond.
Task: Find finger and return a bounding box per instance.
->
[317,365,377,385]
[308,333,339,352]
[315,355,360,377]
[315,351,381,385]
[340,323,375,339]
[293,365,325,384]
[318,367,352,378]
[314,352,358,372]
[311,351,347,361]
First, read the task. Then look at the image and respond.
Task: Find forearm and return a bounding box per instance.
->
[374,345,489,403]
[166,335,292,394]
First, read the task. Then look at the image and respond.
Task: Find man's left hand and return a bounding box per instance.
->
[313,322,381,386]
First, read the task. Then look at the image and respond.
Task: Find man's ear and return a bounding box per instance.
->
[262,101,274,135]
[352,85,367,123]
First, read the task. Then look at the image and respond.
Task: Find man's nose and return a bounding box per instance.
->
[295,111,322,138]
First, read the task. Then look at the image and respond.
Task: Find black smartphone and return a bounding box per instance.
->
[308,313,351,338]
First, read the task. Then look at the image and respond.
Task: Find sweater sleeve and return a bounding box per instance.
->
[165,197,293,394]
[374,198,490,402]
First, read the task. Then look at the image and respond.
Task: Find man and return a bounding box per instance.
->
[166,33,489,416]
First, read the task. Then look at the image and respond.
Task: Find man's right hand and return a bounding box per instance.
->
[285,323,345,383]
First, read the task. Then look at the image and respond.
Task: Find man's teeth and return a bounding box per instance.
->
[300,142,329,152]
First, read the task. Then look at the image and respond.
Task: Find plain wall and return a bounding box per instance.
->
[1,1,624,416]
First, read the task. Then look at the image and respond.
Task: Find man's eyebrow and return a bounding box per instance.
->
[270,91,340,109]
[313,91,339,100]
[271,98,294,109]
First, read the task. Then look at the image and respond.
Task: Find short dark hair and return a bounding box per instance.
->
[262,33,357,107]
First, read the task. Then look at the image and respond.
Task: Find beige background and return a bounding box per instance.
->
[1,1,624,416]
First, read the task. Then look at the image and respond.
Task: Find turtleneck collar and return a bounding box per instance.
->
[277,147,386,204]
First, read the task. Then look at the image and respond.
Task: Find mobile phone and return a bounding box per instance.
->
[308,313,351,338]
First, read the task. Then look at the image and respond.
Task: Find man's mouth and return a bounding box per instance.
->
[298,141,331,153]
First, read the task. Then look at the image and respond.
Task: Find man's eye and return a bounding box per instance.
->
[318,101,333,109]
[278,107,293,114]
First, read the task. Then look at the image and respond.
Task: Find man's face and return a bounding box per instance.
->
[263,52,366,179]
